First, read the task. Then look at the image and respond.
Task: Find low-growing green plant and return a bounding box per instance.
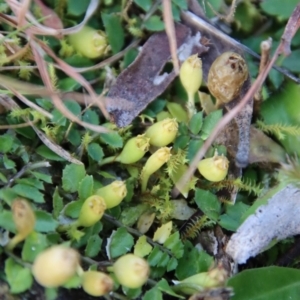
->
[1,0,300,299]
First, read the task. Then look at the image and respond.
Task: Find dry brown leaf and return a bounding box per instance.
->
[107,23,207,127]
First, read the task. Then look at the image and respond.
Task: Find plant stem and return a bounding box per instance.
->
[186,92,196,120]
[5,161,51,188]
[4,249,32,269]
[99,155,120,166]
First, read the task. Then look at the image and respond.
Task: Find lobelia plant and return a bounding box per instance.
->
[1,0,299,299]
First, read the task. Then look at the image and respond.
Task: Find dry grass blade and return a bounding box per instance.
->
[31,126,83,165]
[6,0,100,36]
[37,40,109,120]
[17,0,31,27]
[30,40,109,134]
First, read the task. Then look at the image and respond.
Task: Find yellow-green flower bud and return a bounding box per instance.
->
[95,180,127,209]
[197,151,229,182]
[113,254,149,289]
[68,26,109,59]
[145,118,178,147]
[117,134,150,164]
[180,54,203,96]
[78,195,106,227]
[82,271,114,297]
[32,246,79,288]
[6,198,36,250]
[141,147,172,192]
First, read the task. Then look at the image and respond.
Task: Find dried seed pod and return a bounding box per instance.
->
[207,52,248,105]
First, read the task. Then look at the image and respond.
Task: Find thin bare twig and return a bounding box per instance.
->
[162,0,180,74]
[5,161,51,188]
[254,37,272,102]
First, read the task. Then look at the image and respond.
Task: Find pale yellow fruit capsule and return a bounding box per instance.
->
[207,52,248,106]
[6,198,36,250]
[117,134,150,164]
[95,180,127,209]
[180,54,203,96]
[77,195,106,227]
[141,147,172,192]
[197,152,229,182]
[82,271,114,297]
[180,54,203,119]
[145,118,178,147]
[68,26,109,59]
[113,254,149,289]
[32,246,79,288]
